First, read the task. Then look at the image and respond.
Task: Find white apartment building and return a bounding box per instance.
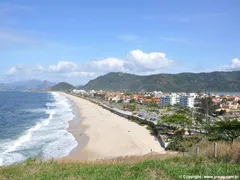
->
[73,89,87,95]
[153,91,163,98]
[179,94,196,108]
[72,89,96,97]
[160,95,171,106]
[170,93,180,105]
[160,93,180,106]
[160,93,197,108]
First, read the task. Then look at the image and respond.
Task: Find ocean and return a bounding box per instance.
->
[210,92,240,96]
[0,91,77,166]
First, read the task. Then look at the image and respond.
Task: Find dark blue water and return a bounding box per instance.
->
[0,92,77,166]
[0,92,51,140]
[210,92,240,96]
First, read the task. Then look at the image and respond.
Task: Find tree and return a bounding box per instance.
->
[117,99,123,103]
[161,113,192,137]
[123,103,137,111]
[194,113,204,125]
[196,90,201,95]
[162,114,192,128]
[129,99,136,103]
[200,97,216,115]
[206,118,240,144]
[148,102,158,108]
[175,108,189,115]
[174,103,181,107]
[215,109,226,116]
[167,104,172,109]
[195,96,217,123]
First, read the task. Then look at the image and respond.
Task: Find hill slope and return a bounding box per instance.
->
[50,82,75,91]
[83,71,240,92]
[0,156,239,179]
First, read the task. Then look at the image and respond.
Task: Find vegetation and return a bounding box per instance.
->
[194,140,240,164]
[206,118,240,144]
[94,93,105,99]
[129,99,136,103]
[147,102,158,108]
[166,136,203,152]
[195,96,217,116]
[1,155,239,180]
[131,116,158,136]
[123,104,137,111]
[175,108,190,115]
[161,114,192,130]
[50,82,75,91]
[82,71,240,92]
[117,99,124,103]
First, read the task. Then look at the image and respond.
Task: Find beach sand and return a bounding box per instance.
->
[61,92,165,161]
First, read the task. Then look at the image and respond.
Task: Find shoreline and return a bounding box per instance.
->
[63,98,89,161]
[60,92,165,161]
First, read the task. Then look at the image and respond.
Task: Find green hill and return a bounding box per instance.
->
[83,71,240,92]
[50,82,75,91]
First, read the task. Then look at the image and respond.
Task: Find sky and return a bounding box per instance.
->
[1,0,240,85]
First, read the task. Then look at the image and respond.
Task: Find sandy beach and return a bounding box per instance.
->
[61,92,165,161]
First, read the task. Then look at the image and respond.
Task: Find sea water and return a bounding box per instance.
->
[0,91,77,166]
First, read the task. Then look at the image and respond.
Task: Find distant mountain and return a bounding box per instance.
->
[37,80,56,90]
[82,71,240,92]
[77,85,84,89]
[0,80,55,91]
[50,82,75,91]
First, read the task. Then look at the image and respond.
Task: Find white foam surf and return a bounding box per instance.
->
[0,92,78,166]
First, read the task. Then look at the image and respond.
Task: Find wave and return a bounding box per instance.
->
[0,92,77,166]
[22,108,47,113]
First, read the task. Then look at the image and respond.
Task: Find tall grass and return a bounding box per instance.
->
[1,140,239,179]
[200,140,240,163]
[188,139,240,163]
[1,155,239,180]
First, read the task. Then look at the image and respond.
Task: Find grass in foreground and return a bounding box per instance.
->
[1,155,239,180]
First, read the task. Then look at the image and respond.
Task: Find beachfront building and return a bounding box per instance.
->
[153,91,163,98]
[160,95,171,106]
[179,94,196,108]
[89,90,96,97]
[72,89,87,95]
[72,89,96,97]
[160,93,180,106]
[160,93,196,108]
[170,93,180,105]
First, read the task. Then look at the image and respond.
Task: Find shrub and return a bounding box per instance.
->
[166,136,202,152]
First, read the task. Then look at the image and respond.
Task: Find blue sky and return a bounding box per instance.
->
[1,0,240,85]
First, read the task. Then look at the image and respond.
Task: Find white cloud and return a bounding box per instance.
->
[229,58,240,70]
[37,64,45,72]
[49,61,77,73]
[87,58,126,72]
[221,58,240,70]
[64,72,95,77]
[4,49,176,84]
[6,64,26,76]
[5,64,34,82]
[7,67,17,75]
[126,49,175,71]
[86,50,174,73]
